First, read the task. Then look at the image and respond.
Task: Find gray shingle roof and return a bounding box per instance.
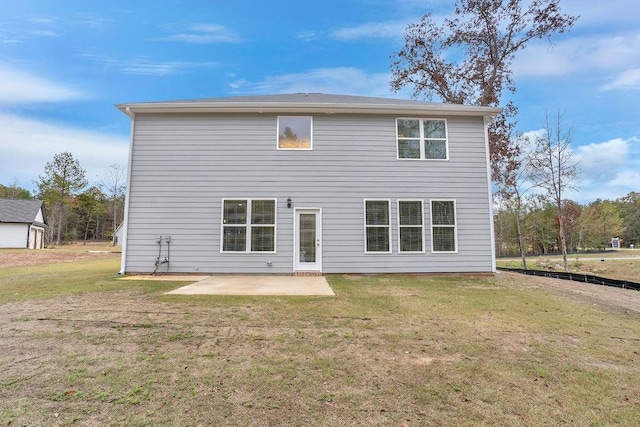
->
[117,93,501,117]
[0,199,46,226]
[127,93,441,106]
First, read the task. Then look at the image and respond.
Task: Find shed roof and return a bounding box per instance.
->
[0,199,46,227]
[117,93,501,117]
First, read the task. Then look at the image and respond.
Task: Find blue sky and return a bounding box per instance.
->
[1,0,638,204]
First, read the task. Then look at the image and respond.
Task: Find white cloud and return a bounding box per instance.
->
[518,129,544,148]
[609,170,640,188]
[0,35,22,44]
[570,137,640,202]
[330,20,408,41]
[27,17,58,25]
[0,113,129,192]
[601,68,640,91]
[575,138,631,177]
[30,30,58,37]
[75,13,113,28]
[0,63,85,104]
[504,0,640,89]
[296,31,319,42]
[80,54,218,76]
[162,23,239,43]
[228,79,249,90]
[233,67,401,98]
[122,58,218,76]
[513,31,640,78]
[563,0,640,28]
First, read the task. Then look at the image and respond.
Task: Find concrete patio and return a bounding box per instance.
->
[120,274,335,296]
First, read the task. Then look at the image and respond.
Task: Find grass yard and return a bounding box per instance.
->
[1,252,639,426]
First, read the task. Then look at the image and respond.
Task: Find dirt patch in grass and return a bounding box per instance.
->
[0,242,119,268]
[498,271,640,315]
[0,250,112,268]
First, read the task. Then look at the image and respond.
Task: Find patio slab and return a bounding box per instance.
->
[120,274,335,296]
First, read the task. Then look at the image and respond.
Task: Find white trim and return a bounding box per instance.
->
[276,116,313,150]
[220,198,277,253]
[396,118,449,161]
[28,224,45,249]
[397,199,425,253]
[119,113,135,274]
[484,117,497,272]
[430,199,458,254]
[293,207,322,272]
[364,199,392,254]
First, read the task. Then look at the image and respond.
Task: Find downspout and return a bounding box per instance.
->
[119,108,135,275]
[483,116,497,273]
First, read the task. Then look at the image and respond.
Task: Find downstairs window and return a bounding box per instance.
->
[365,200,391,253]
[430,200,457,252]
[222,199,276,252]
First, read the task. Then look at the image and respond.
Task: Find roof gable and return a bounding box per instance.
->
[0,199,46,225]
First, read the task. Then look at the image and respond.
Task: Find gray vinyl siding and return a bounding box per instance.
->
[124,113,492,273]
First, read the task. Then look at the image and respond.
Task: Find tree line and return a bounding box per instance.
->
[1,152,126,246]
[495,191,640,256]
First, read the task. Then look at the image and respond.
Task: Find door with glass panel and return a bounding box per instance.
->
[294,209,322,272]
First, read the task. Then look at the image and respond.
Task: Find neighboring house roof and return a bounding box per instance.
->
[0,199,47,228]
[117,93,501,117]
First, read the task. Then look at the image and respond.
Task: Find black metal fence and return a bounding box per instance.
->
[497,267,640,292]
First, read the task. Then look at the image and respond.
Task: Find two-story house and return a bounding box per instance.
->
[116,93,499,275]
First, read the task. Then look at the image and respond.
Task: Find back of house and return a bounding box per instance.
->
[117,93,499,275]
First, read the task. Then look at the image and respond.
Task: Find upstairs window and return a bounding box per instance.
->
[430,200,457,253]
[397,118,448,160]
[364,200,391,253]
[277,116,312,150]
[222,199,276,252]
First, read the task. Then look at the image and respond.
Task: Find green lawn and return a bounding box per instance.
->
[1,257,639,426]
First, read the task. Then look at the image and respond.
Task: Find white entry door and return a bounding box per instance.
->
[294,208,322,272]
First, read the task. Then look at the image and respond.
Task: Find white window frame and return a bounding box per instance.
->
[397,199,425,253]
[396,118,449,160]
[220,198,277,253]
[430,199,458,253]
[364,199,392,254]
[277,116,313,150]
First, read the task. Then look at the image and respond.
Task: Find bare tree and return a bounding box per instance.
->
[495,133,537,268]
[99,164,127,245]
[529,111,580,272]
[390,0,577,184]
